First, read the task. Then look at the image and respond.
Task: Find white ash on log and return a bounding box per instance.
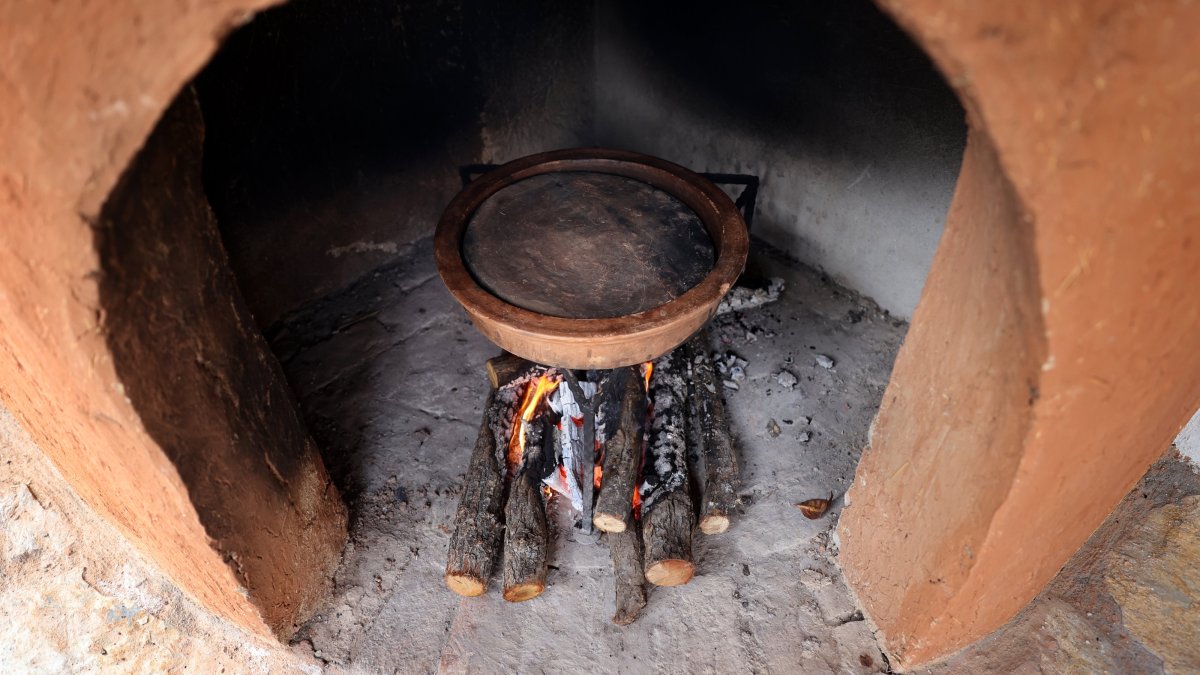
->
[592,367,647,533]
[565,371,599,530]
[503,412,551,602]
[607,527,646,625]
[685,332,740,534]
[486,352,549,389]
[548,372,598,525]
[640,352,689,513]
[444,388,513,597]
[641,350,696,586]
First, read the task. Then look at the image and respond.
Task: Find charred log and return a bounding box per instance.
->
[640,351,689,513]
[486,352,546,389]
[593,368,646,533]
[686,332,740,534]
[641,350,696,585]
[445,389,509,597]
[556,370,597,529]
[502,416,550,602]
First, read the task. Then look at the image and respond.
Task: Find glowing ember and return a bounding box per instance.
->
[507,375,558,473]
[593,464,602,490]
[632,487,642,519]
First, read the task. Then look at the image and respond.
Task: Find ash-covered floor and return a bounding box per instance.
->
[272,238,904,674]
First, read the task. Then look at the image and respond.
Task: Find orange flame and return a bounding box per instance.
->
[507,375,559,472]
[641,361,653,392]
[632,487,642,519]
[593,464,602,490]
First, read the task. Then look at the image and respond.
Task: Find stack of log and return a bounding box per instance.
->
[444,330,739,625]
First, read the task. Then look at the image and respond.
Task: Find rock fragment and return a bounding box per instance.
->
[775,370,798,389]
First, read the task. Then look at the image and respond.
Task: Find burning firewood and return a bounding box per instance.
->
[486,352,546,389]
[607,528,646,625]
[501,376,557,602]
[499,415,549,598]
[641,350,696,586]
[450,337,738,605]
[594,367,650,620]
[444,388,511,597]
[551,371,598,530]
[593,367,646,533]
[685,332,740,534]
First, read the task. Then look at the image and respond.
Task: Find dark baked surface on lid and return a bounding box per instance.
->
[462,171,716,319]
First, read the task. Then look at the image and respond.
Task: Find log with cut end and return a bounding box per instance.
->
[486,352,543,389]
[592,367,646,533]
[641,349,696,585]
[445,389,508,596]
[607,527,646,625]
[642,489,695,586]
[502,416,550,602]
[686,332,739,534]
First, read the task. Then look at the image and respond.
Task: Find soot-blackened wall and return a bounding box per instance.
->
[595,0,966,318]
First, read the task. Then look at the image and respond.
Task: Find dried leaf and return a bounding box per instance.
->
[796,492,834,520]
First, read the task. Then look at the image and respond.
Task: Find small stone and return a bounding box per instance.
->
[775,370,798,389]
[800,568,832,589]
[730,365,746,382]
[723,380,739,390]
[799,431,812,443]
[815,354,835,369]
[767,419,782,437]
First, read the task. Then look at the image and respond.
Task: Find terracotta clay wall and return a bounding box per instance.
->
[98,87,347,636]
[840,0,1200,668]
[0,0,344,638]
[4,0,1197,659]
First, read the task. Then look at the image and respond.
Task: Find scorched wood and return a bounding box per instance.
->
[502,416,550,602]
[444,389,509,596]
[686,332,739,534]
[486,352,546,390]
[641,350,696,586]
[553,371,598,527]
[592,367,646,533]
